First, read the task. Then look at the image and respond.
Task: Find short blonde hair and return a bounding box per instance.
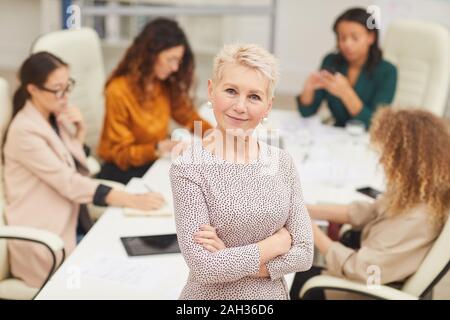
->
[212,43,280,100]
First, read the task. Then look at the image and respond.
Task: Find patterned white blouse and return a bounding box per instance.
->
[170,141,314,300]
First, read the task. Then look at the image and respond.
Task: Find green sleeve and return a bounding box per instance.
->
[297,53,336,117]
[297,89,326,117]
[353,62,398,128]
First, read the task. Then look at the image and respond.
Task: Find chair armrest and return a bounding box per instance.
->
[300,275,418,300]
[338,224,353,239]
[0,225,66,299]
[0,226,64,252]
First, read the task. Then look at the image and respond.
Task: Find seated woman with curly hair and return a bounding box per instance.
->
[290,108,450,299]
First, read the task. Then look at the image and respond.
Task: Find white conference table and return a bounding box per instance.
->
[36,108,382,300]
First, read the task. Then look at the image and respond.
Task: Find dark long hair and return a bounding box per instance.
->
[12,51,68,119]
[107,17,195,106]
[333,7,382,75]
[2,52,67,156]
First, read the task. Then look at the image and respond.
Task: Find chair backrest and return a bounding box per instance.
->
[31,27,106,154]
[401,212,450,297]
[383,19,450,116]
[0,77,12,280]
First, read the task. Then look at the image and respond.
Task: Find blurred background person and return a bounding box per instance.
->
[297,7,397,128]
[97,18,212,184]
[290,108,450,299]
[3,52,164,288]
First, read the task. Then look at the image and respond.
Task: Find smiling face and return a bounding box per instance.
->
[27,66,71,116]
[153,45,185,80]
[208,62,272,135]
[336,21,375,64]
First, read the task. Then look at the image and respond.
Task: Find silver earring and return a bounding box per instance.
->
[206,101,213,109]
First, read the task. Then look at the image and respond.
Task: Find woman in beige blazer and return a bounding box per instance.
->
[3,52,165,288]
[290,108,450,299]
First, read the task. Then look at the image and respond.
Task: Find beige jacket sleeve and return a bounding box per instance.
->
[347,199,379,230]
[325,204,437,284]
[8,126,99,204]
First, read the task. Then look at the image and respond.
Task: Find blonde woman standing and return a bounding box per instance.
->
[170,44,314,300]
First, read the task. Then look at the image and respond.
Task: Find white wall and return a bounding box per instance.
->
[0,0,61,70]
[376,0,450,35]
[0,0,40,70]
[276,0,375,95]
[0,0,448,114]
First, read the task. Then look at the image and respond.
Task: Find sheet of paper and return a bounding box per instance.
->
[80,255,155,288]
[78,254,186,294]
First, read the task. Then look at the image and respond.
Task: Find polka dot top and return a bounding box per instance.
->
[170,140,314,300]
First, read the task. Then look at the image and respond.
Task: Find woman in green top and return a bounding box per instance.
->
[297,8,397,128]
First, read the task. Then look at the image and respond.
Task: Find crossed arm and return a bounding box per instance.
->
[170,160,314,283]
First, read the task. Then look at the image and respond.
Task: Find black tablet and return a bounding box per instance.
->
[121,234,180,257]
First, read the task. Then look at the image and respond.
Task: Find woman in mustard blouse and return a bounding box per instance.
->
[97,18,212,184]
[297,8,397,128]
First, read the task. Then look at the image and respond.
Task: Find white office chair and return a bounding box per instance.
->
[31,28,126,220]
[300,212,450,300]
[383,19,450,117]
[31,27,106,176]
[0,77,65,300]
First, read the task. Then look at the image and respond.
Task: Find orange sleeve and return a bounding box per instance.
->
[171,96,213,135]
[98,86,158,170]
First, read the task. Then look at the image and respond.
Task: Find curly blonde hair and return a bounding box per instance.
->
[370,108,450,229]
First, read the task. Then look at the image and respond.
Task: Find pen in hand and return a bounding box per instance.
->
[142,181,166,204]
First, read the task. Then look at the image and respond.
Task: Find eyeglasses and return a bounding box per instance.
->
[38,78,75,99]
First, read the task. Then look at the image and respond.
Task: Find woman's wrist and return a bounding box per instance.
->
[105,189,135,208]
[312,224,333,255]
[253,264,270,278]
[74,121,86,143]
[257,238,277,264]
[257,233,285,264]
[299,88,314,106]
[75,129,86,144]
[340,87,363,115]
